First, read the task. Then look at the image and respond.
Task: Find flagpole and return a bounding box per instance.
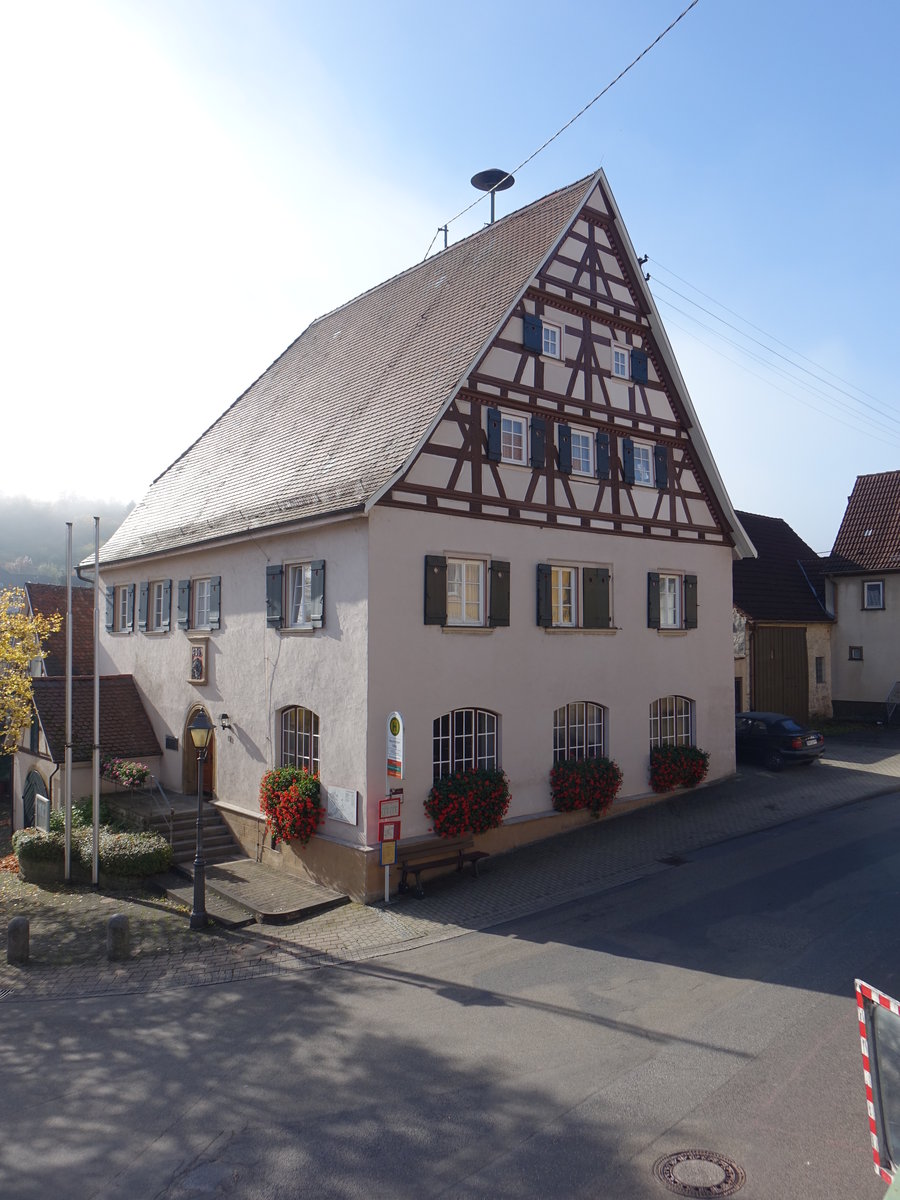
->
[92,517,100,887]
[64,522,73,882]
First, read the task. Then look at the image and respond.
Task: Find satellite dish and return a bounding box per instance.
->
[470,167,515,223]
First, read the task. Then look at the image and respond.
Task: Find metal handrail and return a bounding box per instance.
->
[147,775,175,846]
[886,683,900,724]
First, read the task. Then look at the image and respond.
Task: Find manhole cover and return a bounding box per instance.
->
[652,1149,746,1197]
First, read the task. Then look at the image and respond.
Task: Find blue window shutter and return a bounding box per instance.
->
[138,582,149,632]
[486,407,502,462]
[582,567,611,629]
[596,431,610,480]
[266,565,283,628]
[558,424,572,475]
[536,563,552,627]
[684,575,698,629]
[309,561,325,628]
[530,416,546,469]
[424,556,447,625]
[126,584,135,633]
[631,348,648,384]
[209,576,221,630]
[622,438,635,485]
[654,444,669,490]
[161,580,172,632]
[177,579,191,630]
[105,586,115,632]
[489,560,510,627]
[523,313,543,353]
[647,572,660,629]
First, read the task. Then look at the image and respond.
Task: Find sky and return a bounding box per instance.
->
[2,0,898,555]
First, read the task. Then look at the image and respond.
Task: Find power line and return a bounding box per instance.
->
[423,0,701,259]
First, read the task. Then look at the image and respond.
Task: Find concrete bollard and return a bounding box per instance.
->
[7,916,29,965]
[107,914,130,961]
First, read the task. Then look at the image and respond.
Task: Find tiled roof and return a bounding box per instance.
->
[25,582,95,676]
[32,675,162,763]
[830,471,900,572]
[97,174,598,564]
[732,511,830,622]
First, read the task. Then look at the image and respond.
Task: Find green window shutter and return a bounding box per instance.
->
[486,407,502,462]
[647,572,661,629]
[557,423,572,474]
[105,586,115,632]
[266,565,283,628]
[126,584,135,633]
[530,416,546,469]
[630,348,649,384]
[424,555,447,625]
[138,582,149,632]
[684,575,698,629]
[309,560,325,628]
[582,567,611,629]
[177,579,191,630]
[523,313,543,353]
[622,438,635,485]
[654,444,669,490]
[596,432,610,480]
[489,560,510,627]
[208,576,221,630]
[536,563,552,627]
[161,580,172,632]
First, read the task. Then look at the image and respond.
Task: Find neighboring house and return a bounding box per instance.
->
[12,583,161,828]
[90,169,754,901]
[731,512,833,722]
[826,470,900,721]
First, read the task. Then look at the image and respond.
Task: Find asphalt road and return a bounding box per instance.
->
[4,790,899,1199]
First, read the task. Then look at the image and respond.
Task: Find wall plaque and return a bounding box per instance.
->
[325,786,358,825]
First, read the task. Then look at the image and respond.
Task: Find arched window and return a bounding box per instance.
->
[433,708,499,781]
[649,696,694,749]
[280,706,320,774]
[553,702,607,763]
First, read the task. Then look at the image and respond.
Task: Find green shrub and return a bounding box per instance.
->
[89,828,173,876]
[12,828,65,862]
[425,768,511,838]
[550,756,623,817]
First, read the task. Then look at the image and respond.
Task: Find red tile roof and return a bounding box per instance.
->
[32,675,161,764]
[733,511,830,622]
[25,583,95,676]
[831,471,900,572]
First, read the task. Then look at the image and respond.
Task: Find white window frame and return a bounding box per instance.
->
[446,558,485,626]
[553,702,607,763]
[542,322,561,359]
[280,705,320,774]
[432,708,499,781]
[612,345,629,379]
[149,581,165,632]
[193,578,211,630]
[864,580,884,610]
[659,574,682,629]
[115,586,129,632]
[551,565,577,628]
[500,412,527,465]
[570,428,594,476]
[649,695,694,749]
[633,442,653,486]
[287,562,314,628]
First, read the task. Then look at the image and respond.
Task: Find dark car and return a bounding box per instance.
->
[735,711,826,771]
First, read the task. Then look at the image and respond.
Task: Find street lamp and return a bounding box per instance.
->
[188,709,213,930]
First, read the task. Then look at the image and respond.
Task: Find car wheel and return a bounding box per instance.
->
[764,750,784,771]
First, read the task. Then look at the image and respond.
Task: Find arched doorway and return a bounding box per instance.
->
[22,769,46,828]
[183,707,215,799]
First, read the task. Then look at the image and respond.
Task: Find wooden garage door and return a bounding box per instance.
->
[752,626,808,722]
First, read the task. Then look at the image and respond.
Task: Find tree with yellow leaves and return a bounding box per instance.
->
[0,587,63,752]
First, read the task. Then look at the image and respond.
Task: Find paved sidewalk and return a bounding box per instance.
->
[3,730,900,1001]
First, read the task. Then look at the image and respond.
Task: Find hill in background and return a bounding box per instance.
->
[0,496,133,585]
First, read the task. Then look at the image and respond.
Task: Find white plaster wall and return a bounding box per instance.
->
[367,506,736,841]
[831,575,900,706]
[99,517,370,845]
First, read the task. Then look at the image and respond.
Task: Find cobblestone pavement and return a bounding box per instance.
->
[4,731,900,1002]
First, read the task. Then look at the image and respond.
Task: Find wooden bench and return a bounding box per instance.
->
[397,836,489,899]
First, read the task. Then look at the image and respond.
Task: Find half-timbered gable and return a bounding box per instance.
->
[382,175,739,553]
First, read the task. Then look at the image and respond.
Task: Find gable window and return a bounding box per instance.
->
[622,438,668,489]
[542,322,561,359]
[424,556,509,628]
[863,581,884,610]
[537,564,611,630]
[634,443,653,485]
[432,708,499,780]
[570,428,594,476]
[612,345,629,378]
[280,705,320,774]
[553,702,607,762]
[849,645,864,661]
[648,572,697,630]
[649,695,694,749]
[501,413,527,465]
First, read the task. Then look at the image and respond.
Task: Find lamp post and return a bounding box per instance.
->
[188,709,213,930]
